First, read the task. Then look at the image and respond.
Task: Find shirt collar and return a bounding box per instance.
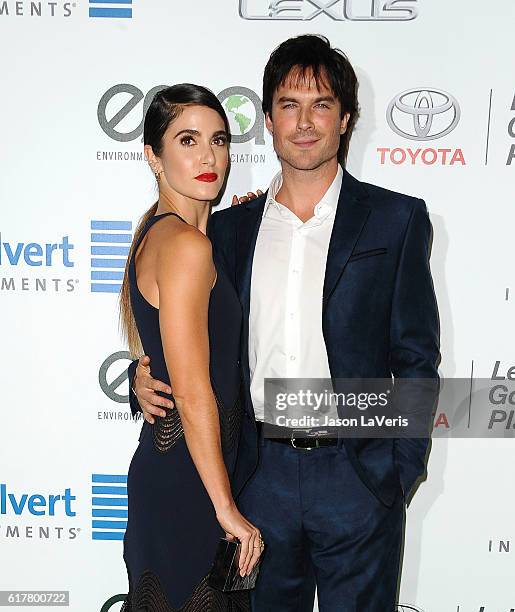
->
[264,165,343,220]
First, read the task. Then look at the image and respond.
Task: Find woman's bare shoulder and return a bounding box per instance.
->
[147,216,212,272]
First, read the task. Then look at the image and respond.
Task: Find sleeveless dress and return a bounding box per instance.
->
[122,212,249,611]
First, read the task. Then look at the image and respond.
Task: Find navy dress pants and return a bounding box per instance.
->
[237,434,405,612]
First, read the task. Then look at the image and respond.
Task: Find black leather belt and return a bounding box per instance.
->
[255,420,339,450]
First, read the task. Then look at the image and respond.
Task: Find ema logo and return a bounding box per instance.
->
[91,221,132,294]
[91,474,128,541]
[218,87,265,146]
[97,84,268,166]
[89,0,132,19]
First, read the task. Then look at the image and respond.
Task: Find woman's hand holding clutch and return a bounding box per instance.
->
[215,502,264,577]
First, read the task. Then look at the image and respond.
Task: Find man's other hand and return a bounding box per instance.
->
[134,355,174,424]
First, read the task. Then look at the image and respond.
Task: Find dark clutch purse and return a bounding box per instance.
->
[208,537,263,592]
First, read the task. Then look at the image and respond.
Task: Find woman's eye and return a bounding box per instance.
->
[180,136,195,146]
[213,136,228,146]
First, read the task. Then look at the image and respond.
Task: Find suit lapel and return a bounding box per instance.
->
[235,193,267,316]
[235,172,369,313]
[323,169,371,310]
[235,193,267,417]
[234,173,370,414]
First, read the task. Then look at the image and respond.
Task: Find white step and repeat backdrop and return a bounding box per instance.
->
[1,1,514,610]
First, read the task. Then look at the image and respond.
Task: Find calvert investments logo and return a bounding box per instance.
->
[379,87,465,166]
[0,0,75,18]
[90,220,132,294]
[88,0,132,18]
[239,0,419,21]
[96,84,267,165]
[91,474,128,541]
[0,230,78,294]
[0,483,80,541]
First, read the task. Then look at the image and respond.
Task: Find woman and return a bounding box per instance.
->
[118,84,263,611]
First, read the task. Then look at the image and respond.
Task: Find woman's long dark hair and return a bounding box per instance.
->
[119,84,230,357]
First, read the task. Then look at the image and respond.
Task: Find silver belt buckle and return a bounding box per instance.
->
[291,428,334,450]
[291,429,315,450]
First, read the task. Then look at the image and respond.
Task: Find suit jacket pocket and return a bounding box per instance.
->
[348,247,388,262]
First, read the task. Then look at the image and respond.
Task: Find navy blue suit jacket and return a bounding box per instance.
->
[129,169,440,507]
[207,169,440,507]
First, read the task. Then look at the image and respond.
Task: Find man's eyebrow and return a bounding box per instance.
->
[276,96,299,104]
[313,95,336,103]
[276,95,336,104]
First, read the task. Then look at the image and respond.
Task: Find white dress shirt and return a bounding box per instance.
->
[249,165,343,422]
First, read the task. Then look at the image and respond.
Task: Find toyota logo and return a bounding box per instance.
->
[387,88,460,141]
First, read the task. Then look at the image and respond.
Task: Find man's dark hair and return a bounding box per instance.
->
[262,34,359,164]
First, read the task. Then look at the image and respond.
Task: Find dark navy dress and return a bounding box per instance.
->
[122,213,249,611]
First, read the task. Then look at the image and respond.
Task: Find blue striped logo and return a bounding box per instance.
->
[89,0,132,19]
[91,474,128,541]
[90,220,132,294]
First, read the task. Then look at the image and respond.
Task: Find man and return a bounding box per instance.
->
[128,35,440,611]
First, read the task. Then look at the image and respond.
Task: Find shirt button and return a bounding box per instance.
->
[290,355,296,361]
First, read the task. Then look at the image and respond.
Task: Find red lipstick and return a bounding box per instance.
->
[195,173,218,183]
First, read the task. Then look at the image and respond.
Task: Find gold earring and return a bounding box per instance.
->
[150,164,163,181]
